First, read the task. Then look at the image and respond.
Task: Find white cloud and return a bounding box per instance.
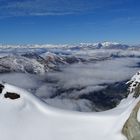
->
[32,57,140,111]
[45,98,94,112]
[0,49,140,112]
[47,57,140,90]
[0,0,130,17]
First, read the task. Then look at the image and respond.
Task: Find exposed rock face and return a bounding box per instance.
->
[122,72,140,140]
[122,101,140,140]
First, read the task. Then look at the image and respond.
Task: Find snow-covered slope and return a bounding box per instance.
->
[0,55,45,74]
[0,71,140,140]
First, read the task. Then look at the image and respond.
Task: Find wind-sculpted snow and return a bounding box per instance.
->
[0,75,140,140]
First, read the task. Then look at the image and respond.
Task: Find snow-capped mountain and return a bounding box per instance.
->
[77,42,129,49]
[0,55,45,74]
[97,42,129,49]
[0,42,139,74]
[0,42,138,50]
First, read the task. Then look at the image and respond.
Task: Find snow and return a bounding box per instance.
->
[0,56,45,74]
[129,71,140,123]
[1,45,140,139]
[0,72,140,140]
[127,71,140,93]
[101,41,119,46]
[0,42,135,50]
[126,71,140,124]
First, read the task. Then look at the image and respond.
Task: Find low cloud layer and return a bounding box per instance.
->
[39,57,140,111]
[0,48,140,112]
[46,57,139,90]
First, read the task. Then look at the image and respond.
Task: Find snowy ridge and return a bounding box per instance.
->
[0,55,45,74]
[0,71,140,140]
[127,71,140,94]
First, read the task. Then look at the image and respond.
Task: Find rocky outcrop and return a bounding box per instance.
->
[4,92,20,100]
[122,101,140,140]
[122,72,140,140]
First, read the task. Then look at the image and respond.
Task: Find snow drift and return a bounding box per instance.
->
[0,71,140,140]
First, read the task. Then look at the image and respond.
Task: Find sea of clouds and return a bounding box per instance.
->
[0,48,140,112]
[1,57,140,112]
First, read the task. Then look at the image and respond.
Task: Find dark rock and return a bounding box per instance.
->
[4,92,20,100]
[0,84,4,93]
[80,81,129,111]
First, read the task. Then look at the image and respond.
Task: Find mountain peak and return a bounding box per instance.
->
[101,41,119,47]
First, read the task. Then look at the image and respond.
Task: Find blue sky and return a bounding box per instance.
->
[0,0,140,44]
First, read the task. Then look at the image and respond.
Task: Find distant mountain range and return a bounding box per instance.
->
[0,42,140,75]
[0,42,139,50]
[0,42,140,113]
